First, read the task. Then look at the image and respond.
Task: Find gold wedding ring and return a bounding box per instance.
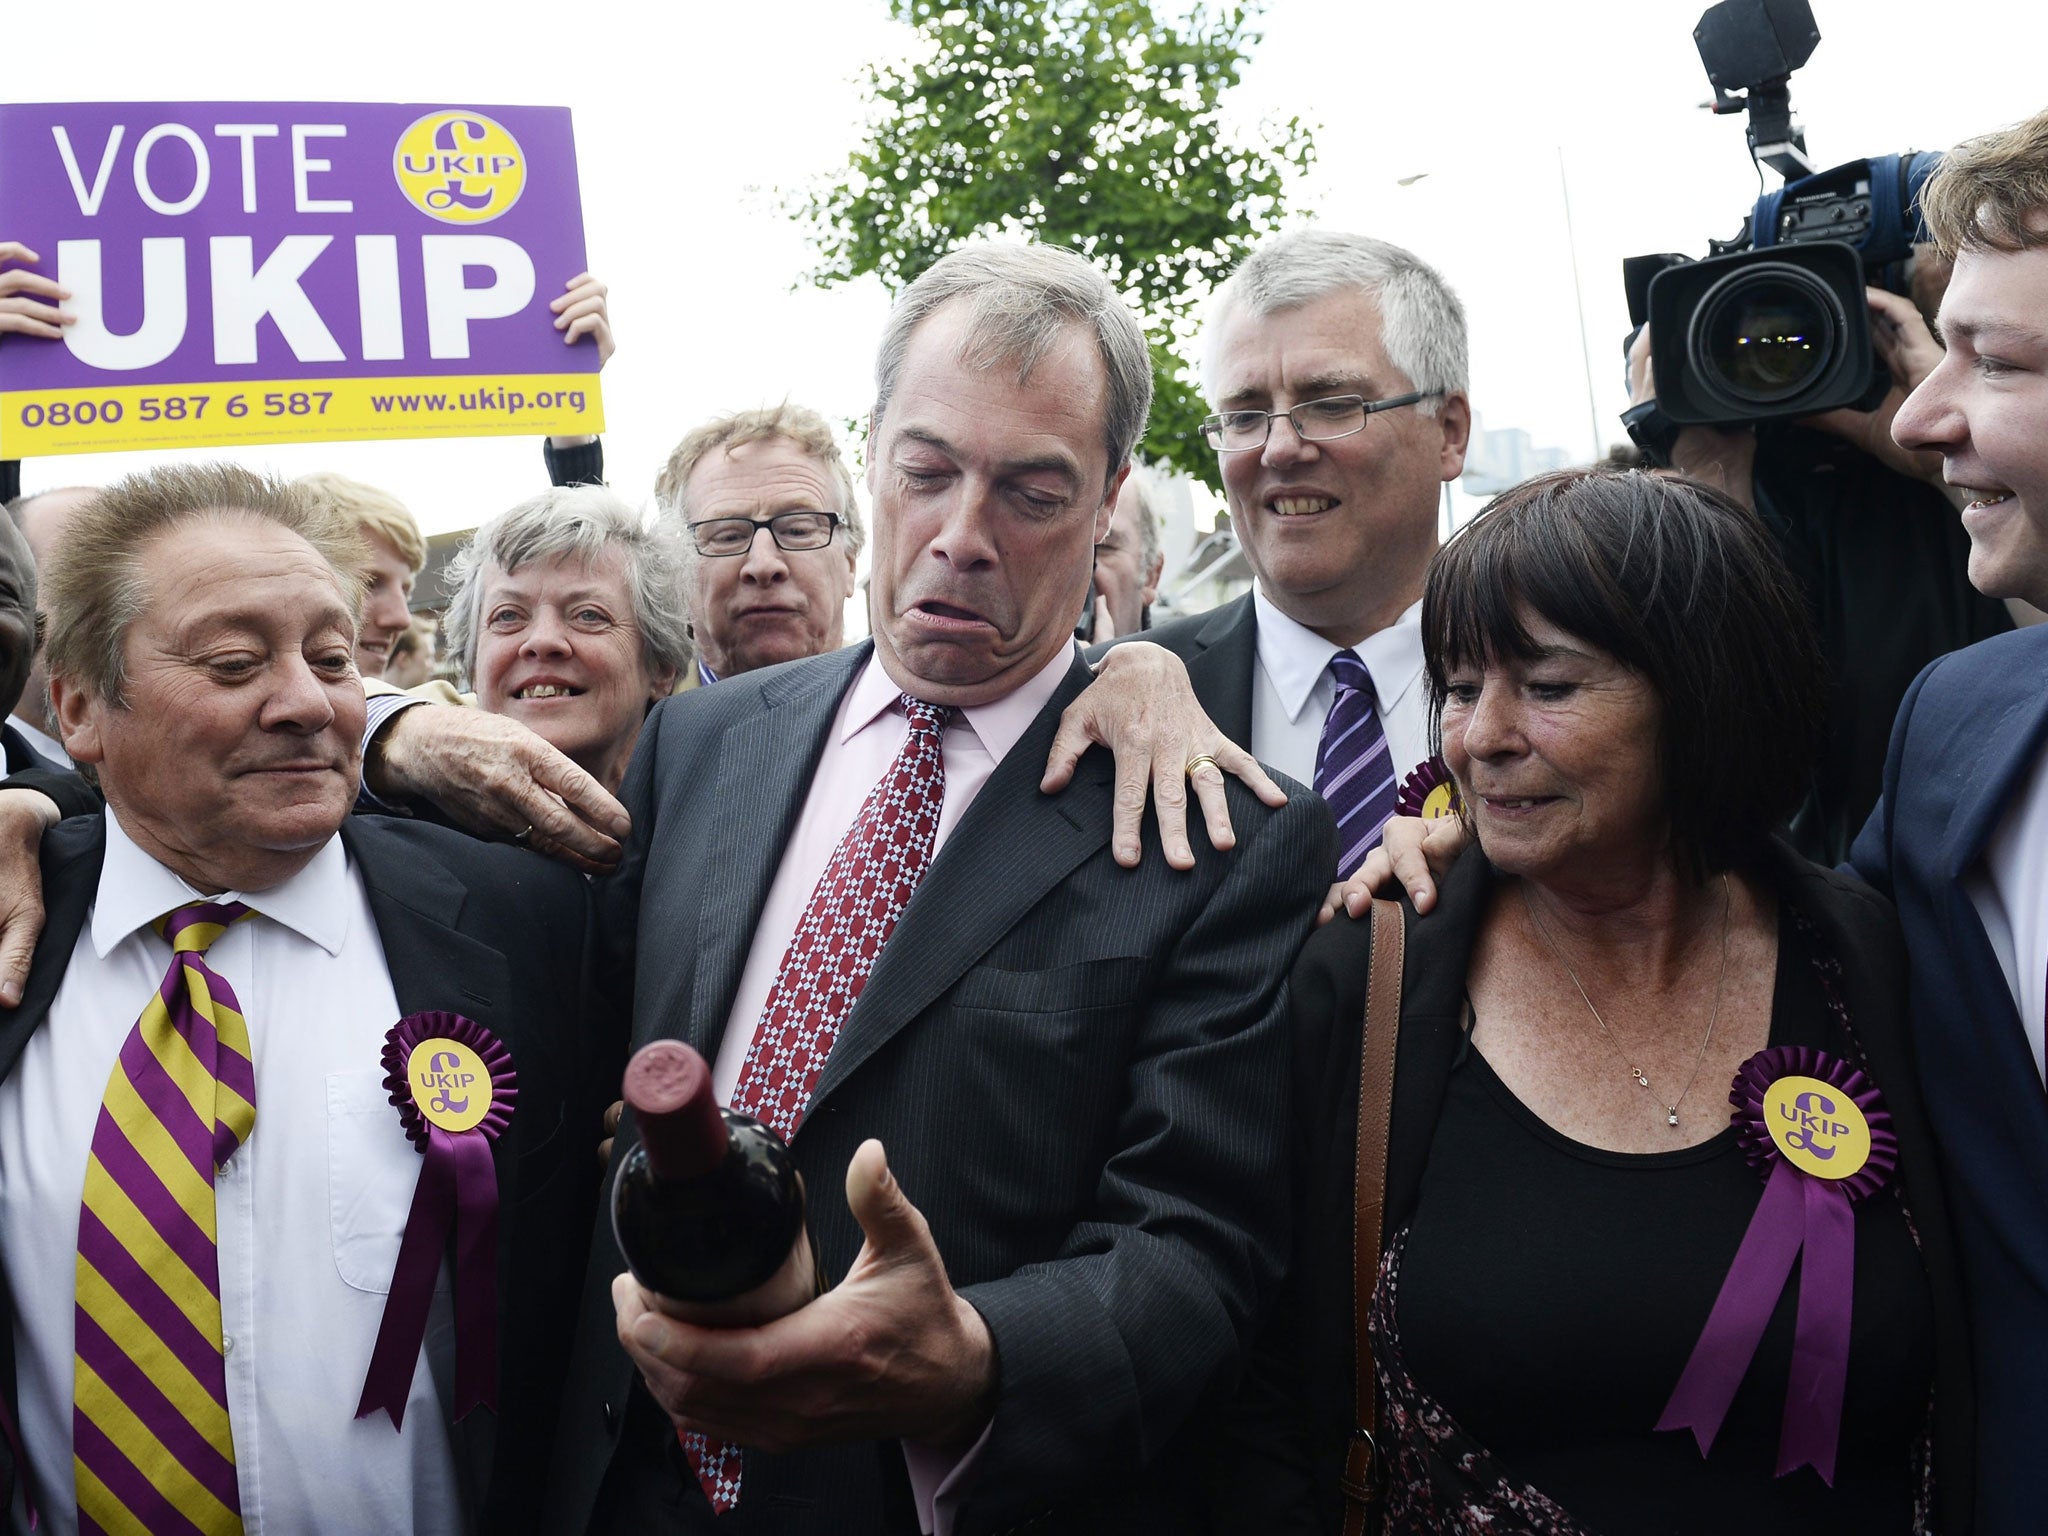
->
[1185,753,1220,777]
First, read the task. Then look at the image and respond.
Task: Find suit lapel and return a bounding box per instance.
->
[681,647,869,1059]
[343,819,509,1020]
[1933,664,2048,1112]
[0,817,105,1083]
[1186,594,1257,746]
[808,657,1112,1114]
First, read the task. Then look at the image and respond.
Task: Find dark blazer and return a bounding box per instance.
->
[544,640,1334,1536]
[0,813,619,1534]
[0,723,65,780]
[1225,839,1973,1534]
[1849,621,2048,1536]
[1091,592,1258,745]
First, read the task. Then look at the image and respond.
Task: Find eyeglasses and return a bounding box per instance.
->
[1199,390,1443,453]
[687,510,842,558]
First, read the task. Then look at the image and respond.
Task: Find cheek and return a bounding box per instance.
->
[474,637,519,702]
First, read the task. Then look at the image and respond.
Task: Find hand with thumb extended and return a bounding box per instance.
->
[844,1137,928,1263]
[612,1138,996,1454]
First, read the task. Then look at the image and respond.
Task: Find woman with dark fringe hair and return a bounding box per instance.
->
[1225,468,1971,1534]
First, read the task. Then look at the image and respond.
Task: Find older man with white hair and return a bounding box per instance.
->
[1103,230,1473,879]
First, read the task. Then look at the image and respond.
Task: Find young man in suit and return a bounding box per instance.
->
[546,242,1333,1534]
[1851,107,2048,1536]
[1098,230,1473,877]
[0,463,614,1534]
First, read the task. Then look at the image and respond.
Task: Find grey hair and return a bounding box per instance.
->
[1120,461,1164,573]
[872,243,1154,487]
[1205,230,1469,414]
[443,485,690,686]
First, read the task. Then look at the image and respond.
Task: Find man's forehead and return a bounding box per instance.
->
[689,438,840,517]
[149,523,354,636]
[885,304,1108,478]
[1941,243,2048,344]
[1208,289,1397,404]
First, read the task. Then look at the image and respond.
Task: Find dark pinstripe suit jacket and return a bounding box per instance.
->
[544,641,1334,1536]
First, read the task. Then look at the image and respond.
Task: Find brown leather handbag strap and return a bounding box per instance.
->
[1340,896,1405,1536]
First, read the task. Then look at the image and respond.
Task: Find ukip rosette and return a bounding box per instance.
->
[357,1010,518,1428]
[1657,1045,1897,1485]
[1395,755,1461,821]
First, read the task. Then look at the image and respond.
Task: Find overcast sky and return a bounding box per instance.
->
[9,0,2048,550]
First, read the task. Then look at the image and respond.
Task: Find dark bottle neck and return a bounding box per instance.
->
[624,1041,729,1181]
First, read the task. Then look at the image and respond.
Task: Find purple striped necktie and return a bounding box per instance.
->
[74,899,257,1536]
[1315,651,1399,880]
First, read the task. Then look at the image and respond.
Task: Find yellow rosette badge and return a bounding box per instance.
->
[361,1012,517,1429]
[406,1038,494,1135]
[1761,1073,1873,1181]
[393,111,527,225]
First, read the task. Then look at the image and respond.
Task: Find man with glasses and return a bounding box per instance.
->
[654,404,864,688]
[1107,230,1472,875]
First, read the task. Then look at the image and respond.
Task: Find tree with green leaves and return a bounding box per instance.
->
[796,0,1315,488]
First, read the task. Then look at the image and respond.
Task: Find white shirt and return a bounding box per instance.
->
[1963,739,2048,1080]
[1249,588,1432,790]
[0,811,461,1535]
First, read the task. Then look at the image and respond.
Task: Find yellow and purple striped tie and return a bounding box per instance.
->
[73,900,257,1536]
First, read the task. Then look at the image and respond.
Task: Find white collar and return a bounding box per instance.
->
[91,807,353,960]
[840,642,1077,766]
[1251,587,1425,726]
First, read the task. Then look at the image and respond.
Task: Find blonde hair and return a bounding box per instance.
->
[295,470,426,573]
[46,463,365,705]
[653,402,865,557]
[1919,108,2048,261]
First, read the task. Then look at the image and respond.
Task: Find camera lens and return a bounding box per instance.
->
[1689,264,1845,406]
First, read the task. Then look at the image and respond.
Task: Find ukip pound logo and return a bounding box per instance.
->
[1762,1074,1873,1181]
[393,110,526,225]
[406,1038,494,1133]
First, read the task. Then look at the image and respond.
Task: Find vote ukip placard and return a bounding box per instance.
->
[0,102,604,457]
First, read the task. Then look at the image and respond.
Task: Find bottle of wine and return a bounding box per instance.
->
[611,1040,812,1317]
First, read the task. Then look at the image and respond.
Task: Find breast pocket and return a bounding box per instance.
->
[326,1069,442,1296]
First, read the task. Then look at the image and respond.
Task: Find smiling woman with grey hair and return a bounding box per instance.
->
[443,485,689,793]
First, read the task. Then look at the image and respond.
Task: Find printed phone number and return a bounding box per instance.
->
[16,392,334,429]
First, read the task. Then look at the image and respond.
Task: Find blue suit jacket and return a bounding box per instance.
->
[1849,621,2048,1536]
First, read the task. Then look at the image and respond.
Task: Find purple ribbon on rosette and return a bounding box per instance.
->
[356,1011,517,1429]
[1656,1045,1895,1485]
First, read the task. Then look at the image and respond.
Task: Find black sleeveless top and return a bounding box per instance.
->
[1391,911,1936,1534]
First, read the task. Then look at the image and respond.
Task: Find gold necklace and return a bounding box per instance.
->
[1521,874,1732,1129]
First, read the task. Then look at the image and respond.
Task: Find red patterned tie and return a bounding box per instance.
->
[683,693,948,1511]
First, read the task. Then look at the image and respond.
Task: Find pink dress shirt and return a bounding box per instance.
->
[706,641,1078,1533]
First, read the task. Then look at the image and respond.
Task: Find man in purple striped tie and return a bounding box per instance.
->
[0,462,618,1534]
[1099,229,1474,881]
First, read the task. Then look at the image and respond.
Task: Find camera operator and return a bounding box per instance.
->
[1629,263,2017,865]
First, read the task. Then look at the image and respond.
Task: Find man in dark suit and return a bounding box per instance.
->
[1099,230,1471,875]
[545,242,1332,1535]
[0,489,85,775]
[1845,108,2048,1536]
[0,463,614,1534]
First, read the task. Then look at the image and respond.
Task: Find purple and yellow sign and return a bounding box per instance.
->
[0,102,603,457]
